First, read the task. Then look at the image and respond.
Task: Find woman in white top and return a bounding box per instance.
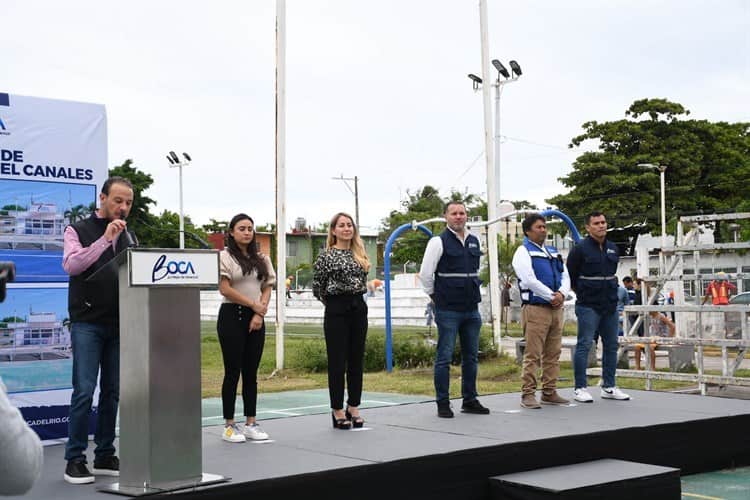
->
[217,213,275,443]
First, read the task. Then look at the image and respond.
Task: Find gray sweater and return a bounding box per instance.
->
[0,377,43,495]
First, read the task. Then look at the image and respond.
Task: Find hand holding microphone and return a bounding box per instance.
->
[119,210,136,247]
[104,210,135,247]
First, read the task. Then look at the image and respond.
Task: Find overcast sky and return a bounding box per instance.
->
[3,0,748,232]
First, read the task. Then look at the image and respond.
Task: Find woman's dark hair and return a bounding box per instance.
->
[225,213,267,280]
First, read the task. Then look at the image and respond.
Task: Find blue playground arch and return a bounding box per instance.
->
[383,209,581,372]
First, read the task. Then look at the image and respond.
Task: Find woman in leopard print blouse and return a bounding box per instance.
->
[312,212,370,430]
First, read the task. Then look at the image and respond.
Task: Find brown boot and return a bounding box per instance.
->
[520,393,541,409]
[541,391,570,405]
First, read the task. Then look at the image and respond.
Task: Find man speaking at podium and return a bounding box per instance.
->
[62,176,135,485]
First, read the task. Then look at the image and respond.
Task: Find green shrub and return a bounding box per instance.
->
[363,333,436,371]
[289,340,328,372]
[364,333,387,371]
[451,330,497,364]
[287,328,499,373]
[393,339,435,369]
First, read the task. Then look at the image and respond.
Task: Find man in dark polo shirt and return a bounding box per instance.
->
[62,176,135,484]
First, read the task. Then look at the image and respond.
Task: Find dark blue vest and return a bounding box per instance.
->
[433,229,482,312]
[67,214,131,324]
[572,236,619,312]
[519,238,563,305]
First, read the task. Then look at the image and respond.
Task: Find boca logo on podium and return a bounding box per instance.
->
[129,250,219,287]
[152,254,197,282]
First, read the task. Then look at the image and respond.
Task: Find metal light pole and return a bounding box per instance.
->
[491,59,521,206]
[638,163,668,248]
[476,0,504,351]
[639,163,668,272]
[166,151,192,249]
[468,51,522,351]
[275,0,287,371]
[331,174,359,227]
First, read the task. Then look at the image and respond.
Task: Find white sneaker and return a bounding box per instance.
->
[601,386,630,400]
[243,423,269,441]
[222,424,247,443]
[573,387,594,403]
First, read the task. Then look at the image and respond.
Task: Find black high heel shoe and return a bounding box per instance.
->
[345,408,364,428]
[331,411,352,430]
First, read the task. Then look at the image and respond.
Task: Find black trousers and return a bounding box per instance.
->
[323,294,368,410]
[217,303,265,420]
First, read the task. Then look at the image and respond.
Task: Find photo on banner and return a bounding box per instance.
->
[0,92,107,441]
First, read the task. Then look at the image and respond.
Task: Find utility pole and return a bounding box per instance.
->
[274,0,286,370]
[478,0,502,352]
[332,174,360,228]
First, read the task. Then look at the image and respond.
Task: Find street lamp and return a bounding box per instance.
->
[166,151,192,249]
[468,58,522,350]
[638,163,668,250]
[469,60,523,208]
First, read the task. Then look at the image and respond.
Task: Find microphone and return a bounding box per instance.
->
[119,210,136,247]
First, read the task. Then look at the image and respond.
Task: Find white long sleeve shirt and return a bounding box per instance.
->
[0,377,43,495]
[511,240,571,303]
[418,228,471,296]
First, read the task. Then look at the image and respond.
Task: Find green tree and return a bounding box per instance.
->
[63,204,90,224]
[147,210,209,249]
[511,200,538,211]
[201,218,228,234]
[109,159,158,244]
[108,159,209,247]
[547,98,750,241]
[379,186,487,268]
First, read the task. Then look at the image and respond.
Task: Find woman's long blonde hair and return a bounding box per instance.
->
[327,212,370,272]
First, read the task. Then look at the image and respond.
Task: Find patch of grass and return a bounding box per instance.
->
[200,321,699,399]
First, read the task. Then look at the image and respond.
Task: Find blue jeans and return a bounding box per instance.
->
[574,305,619,389]
[434,307,481,403]
[65,322,120,462]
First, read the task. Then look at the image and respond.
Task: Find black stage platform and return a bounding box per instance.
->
[17,390,750,500]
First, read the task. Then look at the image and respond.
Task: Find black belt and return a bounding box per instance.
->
[525,303,554,308]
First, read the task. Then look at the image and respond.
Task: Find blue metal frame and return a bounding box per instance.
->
[540,208,582,243]
[382,210,581,372]
[383,223,433,372]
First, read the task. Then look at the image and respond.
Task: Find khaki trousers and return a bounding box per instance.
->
[521,304,564,396]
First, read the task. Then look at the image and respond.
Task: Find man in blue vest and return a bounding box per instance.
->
[567,211,630,403]
[512,213,571,409]
[62,177,136,484]
[419,201,489,418]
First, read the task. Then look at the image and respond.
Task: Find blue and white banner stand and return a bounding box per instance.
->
[0,92,108,441]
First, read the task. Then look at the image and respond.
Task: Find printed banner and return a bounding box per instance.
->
[0,93,108,441]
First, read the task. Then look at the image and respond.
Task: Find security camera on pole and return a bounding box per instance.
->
[166,151,192,249]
